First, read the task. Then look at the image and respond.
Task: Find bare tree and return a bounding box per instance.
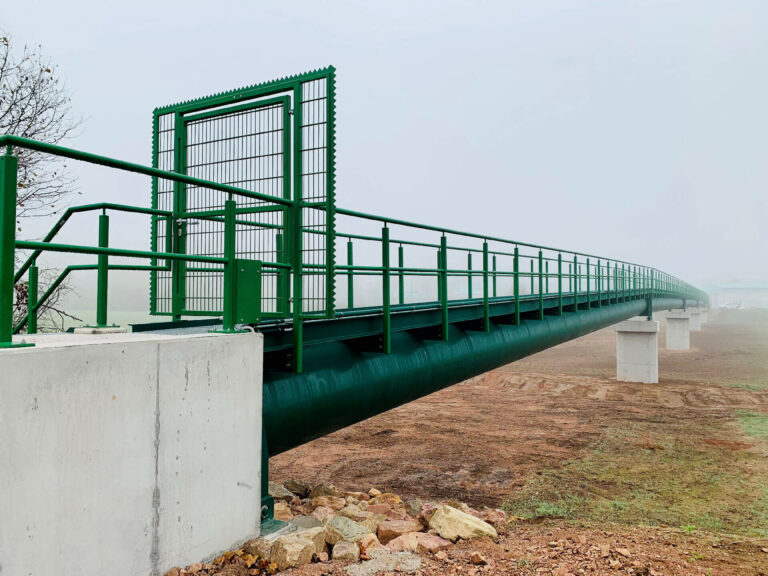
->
[1,33,82,330]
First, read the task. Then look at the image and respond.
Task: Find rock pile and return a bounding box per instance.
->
[165,481,506,576]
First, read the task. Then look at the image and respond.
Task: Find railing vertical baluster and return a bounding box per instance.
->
[538,250,544,320]
[398,244,404,305]
[347,240,354,308]
[96,211,110,327]
[586,257,591,309]
[557,253,563,315]
[382,226,391,354]
[440,235,448,340]
[482,242,490,332]
[467,252,473,299]
[27,262,38,334]
[492,255,497,298]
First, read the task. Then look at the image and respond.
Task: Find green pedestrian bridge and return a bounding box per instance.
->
[0,67,706,524]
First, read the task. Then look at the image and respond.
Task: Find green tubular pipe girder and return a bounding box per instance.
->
[263,297,686,456]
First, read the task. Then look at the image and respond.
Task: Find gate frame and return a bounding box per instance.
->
[149,67,337,331]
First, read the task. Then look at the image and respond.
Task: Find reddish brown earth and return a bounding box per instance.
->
[270,310,768,575]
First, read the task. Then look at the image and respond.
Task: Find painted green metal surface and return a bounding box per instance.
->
[262,297,687,456]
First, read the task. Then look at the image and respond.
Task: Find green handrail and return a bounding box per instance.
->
[0,134,706,359]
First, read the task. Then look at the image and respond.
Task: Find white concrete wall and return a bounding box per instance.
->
[666,312,691,350]
[615,319,659,384]
[0,332,263,576]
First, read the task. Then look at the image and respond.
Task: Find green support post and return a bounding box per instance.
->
[398,245,404,305]
[382,226,391,354]
[222,198,236,332]
[467,252,473,299]
[276,233,288,315]
[482,242,490,332]
[598,260,603,307]
[0,151,31,348]
[513,246,520,325]
[440,235,448,341]
[586,257,591,309]
[171,113,187,322]
[27,262,38,334]
[96,212,110,327]
[530,259,534,296]
[622,264,626,302]
[573,255,578,309]
[347,240,354,308]
[292,87,304,374]
[634,266,637,300]
[436,249,442,302]
[557,253,563,315]
[538,250,544,320]
[569,263,572,294]
[647,269,654,320]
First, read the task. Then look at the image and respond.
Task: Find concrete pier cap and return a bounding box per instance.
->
[666,310,691,350]
[0,330,264,576]
[615,317,659,384]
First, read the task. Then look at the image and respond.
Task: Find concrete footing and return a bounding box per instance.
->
[666,311,691,350]
[615,318,659,383]
[0,331,263,576]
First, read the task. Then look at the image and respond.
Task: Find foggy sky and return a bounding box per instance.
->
[4,0,767,314]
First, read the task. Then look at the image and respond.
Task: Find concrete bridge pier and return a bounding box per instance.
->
[688,308,703,332]
[615,318,659,384]
[666,311,691,350]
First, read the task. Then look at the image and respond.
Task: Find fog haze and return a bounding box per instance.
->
[4,0,767,313]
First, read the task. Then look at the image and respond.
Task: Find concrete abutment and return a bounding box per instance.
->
[0,331,263,576]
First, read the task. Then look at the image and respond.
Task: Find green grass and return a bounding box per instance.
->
[736,410,768,439]
[723,380,768,392]
[503,419,768,536]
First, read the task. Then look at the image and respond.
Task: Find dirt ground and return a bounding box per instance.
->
[272,309,768,575]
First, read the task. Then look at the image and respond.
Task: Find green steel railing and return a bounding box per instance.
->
[0,134,706,362]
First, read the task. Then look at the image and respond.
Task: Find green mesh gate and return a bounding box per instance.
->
[150,67,336,321]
